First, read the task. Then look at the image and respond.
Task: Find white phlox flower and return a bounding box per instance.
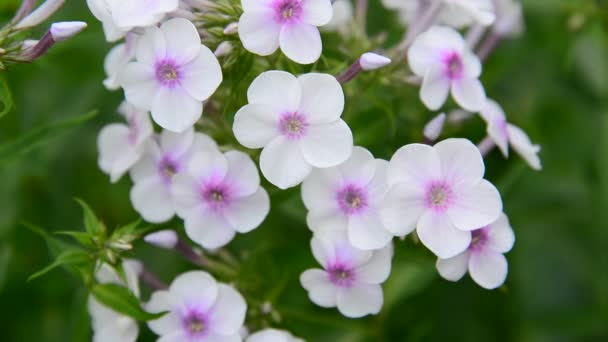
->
[246,328,304,342]
[322,0,353,32]
[103,34,138,90]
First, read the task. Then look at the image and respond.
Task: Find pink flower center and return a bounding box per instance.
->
[328,264,355,287]
[279,112,308,140]
[181,309,208,337]
[425,181,453,212]
[158,156,180,183]
[155,60,181,87]
[273,0,303,23]
[336,184,368,215]
[201,183,231,212]
[469,228,489,252]
[443,52,463,80]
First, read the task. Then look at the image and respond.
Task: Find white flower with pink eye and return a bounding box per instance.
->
[129,128,218,223]
[97,102,153,183]
[408,26,487,112]
[233,71,353,189]
[146,271,247,342]
[121,18,223,133]
[301,146,393,250]
[441,0,495,28]
[103,34,137,91]
[436,213,515,289]
[380,138,503,259]
[479,99,542,170]
[246,328,304,342]
[86,0,127,42]
[238,0,333,64]
[171,146,270,249]
[300,229,393,318]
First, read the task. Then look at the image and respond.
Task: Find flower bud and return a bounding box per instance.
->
[223,22,238,35]
[50,21,87,42]
[144,230,178,249]
[214,41,233,57]
[423,113,446,142]
[14,0,65,29]
[359,52,391,71]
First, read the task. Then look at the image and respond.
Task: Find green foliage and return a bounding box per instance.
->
[91,283,166,321]
[27,249,92,282]
[0,77,12,118]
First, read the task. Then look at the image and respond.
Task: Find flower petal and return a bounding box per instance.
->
[161,18,202,64]
[436,251,469,281]
[151,87,202,133]
[233,104,281,149]
[379,182,426,237]
[301,168,343,212]
[468,250,508,289]
[387,143,441,187]
[507,123,542,171]
[336,284,383,318]
[408,25,465,76]
[337,146,377,186]
[159,127,194,157]
[238,11,281,56]
[300,269,337,307]
[297,73,344,124]
[129,141,162,183]
[187,148,228,182]
[136,26,166,64]
[279,23,322,64]
[184,209,236,249]
[170,270,219,307]
[171,174,200,218]
[122,62,157,110]
[485,213,515,253]
[417,211,471,258]
[260,136,312,189]
[306,208,348,233]
[451,78,486,112]
[180,45,223,101]
[434,138,485,184]
[480,99,509,157]
[97,124,138,183]
[223,151,261,197]
[448,179,502,231]
[247,70,301,110]
[300,120,353,168]
[146,291,181,335]
[301,0,334,26]
[355,244,393,284]
[365,159,390,204]
[208,284,247,335]
[348,213,393,251]
[420,64,451,110]
[224,188,270,233]
[130,177,174,223]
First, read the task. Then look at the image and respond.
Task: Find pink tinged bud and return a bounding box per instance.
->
[144,230,178,249]
[359,52,391,71]
[424,113,446,142]
[223,22,238,35]
[14,0,65,29]
[50,21,87,42]
[21,39,39,50]
[214,41,233,57]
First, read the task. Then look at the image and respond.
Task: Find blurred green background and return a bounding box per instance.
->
[1,0,607,341]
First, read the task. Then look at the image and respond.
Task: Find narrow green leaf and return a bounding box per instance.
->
[22,221,76,256]
[74,198,106,237]
[28,249,91,282]
[91,283,166,321]
[0,77,13,119]
[55,231,96,248]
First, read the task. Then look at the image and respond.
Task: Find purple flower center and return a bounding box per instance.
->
[443,52,463,80]
[273,0,303,23]
[201,183,231,212]
[158,156,180,183]
[425,181,453,212]
[181,309,208,337]
[336,184,368,215]
[279,112,308,140]
[155,60,181,87]
[469,228,489,252]
[328,264,355,287]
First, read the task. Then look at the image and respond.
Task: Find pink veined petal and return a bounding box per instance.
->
[420,65,451,111]
[297,73,344,124]
[208,284,247,335]
[223,151,260,197]
[130,177,174,223]
[180,45,223,102]
[170,271,219,310]
[507,123,542,171]
[146,291,180,335]
[336,284,383,318]
[348,213,393,251]
[387,143,441,187]
[184,209,236,249]
[121,62,158,110]
[355,244,394,284]
[451,77,487,112]
[417,210,472,259]
[247,70,301,111]
[151,86,202,133]
[300,269,337,307]
[301,168,343,212]
[260,136,312,189]
[299,119,353,168]
[136,26,166,65]
[379,182,426,237]
[306,208,348,233]
[436,251,470,281]
[279,23,322,65]
[337,146,377,187]
[468,250,508,289]
[238,10,282,56]
[301,0,334,26]
[160,18,202,65]
[170,173,201,219]
[485,213,515,253]
[224,188,270,233]
[434,138,486,184]
[448,179,503,231]
[232,104,281,149]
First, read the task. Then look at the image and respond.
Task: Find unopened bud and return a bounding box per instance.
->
[50,21,87,42]
[423,113,446,142]
[223,22,238,35]
[14,0,65,29]
[214,41,233,57]
[144,230,178,249]
[21,39,39,50]
[359,52,391,71]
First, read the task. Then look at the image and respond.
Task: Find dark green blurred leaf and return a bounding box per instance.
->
[55,231,96,249]
[0,77,12,118]
[91,283,166,322]
[23,221,76,257]
[74,198,106,237]
[28,249,91,282]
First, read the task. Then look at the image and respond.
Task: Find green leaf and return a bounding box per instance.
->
[28,249,92,282]
[0,77,13,119]
[74,198,106,237]
[91,283,166,321]
[23,222,76,257]
[0,110,97,166]
[55,231,96,248]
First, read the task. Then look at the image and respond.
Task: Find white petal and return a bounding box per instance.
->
[355,244,393,284]
[260,136,312,189]
[103,43,131,90]
[241,0,274,12]
[224,188,270,233]
[336,284,383,318]
[180,45,223,101]
[485,213,515,253]
[420,65,451,111]
[159,128,194,157]
[301,168,342,212]
[238,11,281,56]
[301,0,334,26]
[170,174,200,218]
[146,291,180,335]
[170,271,219,308]
[233,104,281,149]
[365,159,390,204]
[205,333,242,342]
[157,332,189,342]
[136,26,166,65]
[436,251,469,281]
[187,148,228,183]
[451,78,487,112]
[417,211,471,258]
[480,99,509,156]
[434,138,485,184]
[209,284,247,335]
[247,329,297,342]
[151,87,202,133]
[297,73,344,124]
[300,269,337,307]
[306,209,348,233]
[97,124,138,183]
[192,132,219,151]
[161,18,202,64]
[247,70,301,111]
[448,179,502,231]
[279,23,322,65]
[348,213,393,251]
[379,182,426,237]
[507,123,542,171]
[184,209,236,249]
[300,120,353,168]
[408,25,465,76]
[122,62,158,110]
[461,50,482,78]
[337,146,377,186]
[223,150,261,197]
[129,141,162,183]
[468,250,508,289]
[317,230,373,268]
[387,143,441,187]
[130,178,174,223]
